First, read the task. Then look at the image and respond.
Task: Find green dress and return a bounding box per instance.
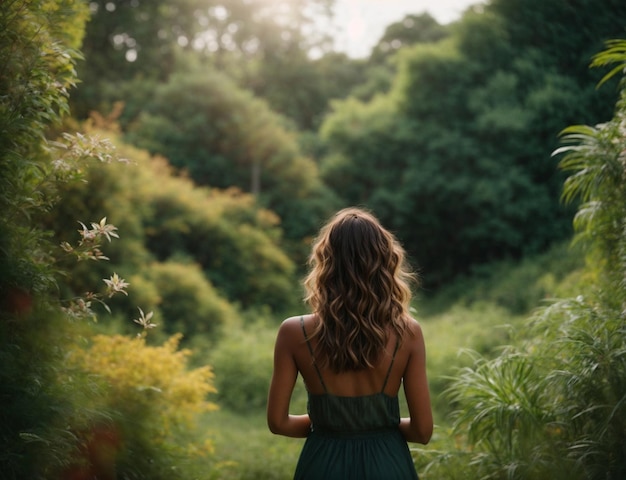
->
[294,318,419,480]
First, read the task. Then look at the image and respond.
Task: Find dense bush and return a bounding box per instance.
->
[209,324,307,414]
[209,326,275,413]
[432,39,626,480]
[0,2,91,478]
[46,135,300,316]
[0,3,224,478]
[140,261,238,340]
[69,333,218,479]
[319,1,626,288]
[124,69,338,252]
[418,241,585,316]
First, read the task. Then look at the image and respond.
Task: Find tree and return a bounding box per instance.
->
[73,0,336,126]
[318,0,626,287]
[1,3,222,477]
[320,95,412,220]
[438,38,626,480]
[369,13,449,64]
[125,68,338,253]
[244,49,366,131]
[45,133,301,314]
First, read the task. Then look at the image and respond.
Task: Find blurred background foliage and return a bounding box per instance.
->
[2,0,626,478]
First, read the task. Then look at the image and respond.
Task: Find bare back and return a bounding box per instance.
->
[293,314,412,398]
[267,312,432,444]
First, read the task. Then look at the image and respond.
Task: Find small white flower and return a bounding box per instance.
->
[103,273,130,297]
[133,307,157,330]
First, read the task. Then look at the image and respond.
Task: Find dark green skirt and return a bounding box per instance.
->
[293,428,419,480]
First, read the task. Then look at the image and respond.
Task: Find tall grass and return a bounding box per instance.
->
[422,41,626,480]
[200,244,581,478]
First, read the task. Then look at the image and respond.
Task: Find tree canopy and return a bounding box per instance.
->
[318,0,626,286]
[4,0,626,477]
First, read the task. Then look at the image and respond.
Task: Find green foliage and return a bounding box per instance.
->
[303,52,370,128]
[320,95,410,213]
[133,165,298,312]
[540,42,626,476]
[209,323,307,414]
[140,261,237,340]
[0,2,94,478]
[0,0,88,296]
[591,39,626,88]
[70,333,218,479]
[1,2,229,478]
[554,103,626,289]
[125,68,337,251]
[209,325,276,413]
[451,7,512,69]
[392,36,577,283]
[74,0,338,130]
[47,133,299,315]
[449,352,569,478]
[433,39,626,480]
[419,241,585,316]
[126,70,267,190]
[370,13,449,64]
[244,49,346,132]
[533,299,626,478]
[421,304,526,421]
[81,0,206,75]
[319,1,626,288]
[490,0,625,80]
[1,308,88,479]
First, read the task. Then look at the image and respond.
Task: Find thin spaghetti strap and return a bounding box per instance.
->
[381,337,401,393]
[300,316,328,393]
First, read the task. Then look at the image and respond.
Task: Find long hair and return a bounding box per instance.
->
[303,207,417,372]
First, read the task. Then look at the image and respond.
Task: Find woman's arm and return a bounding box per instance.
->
[267,317,311,438]
[399,320,433,444]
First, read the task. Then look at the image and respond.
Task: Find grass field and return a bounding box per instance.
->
[200,244,582,478]
[199,303,525,478]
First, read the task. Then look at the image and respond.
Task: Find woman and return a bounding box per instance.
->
[267,207,433,479]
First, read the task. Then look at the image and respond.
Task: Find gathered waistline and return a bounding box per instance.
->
[309,426,400,439]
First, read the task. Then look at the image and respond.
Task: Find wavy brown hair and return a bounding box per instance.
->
[303,207,417,372]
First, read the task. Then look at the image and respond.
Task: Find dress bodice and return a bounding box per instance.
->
[307,392,400,434]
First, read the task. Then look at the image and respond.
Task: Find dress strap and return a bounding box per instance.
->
[381,337,400,393]
[300,316,328,393]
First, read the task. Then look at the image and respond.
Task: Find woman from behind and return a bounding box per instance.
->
[267,207,433,479]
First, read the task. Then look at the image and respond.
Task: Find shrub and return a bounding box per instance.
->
[433,39,626,480]
[209,324,307,414]
[140,261,238,341]
[69,333,218,479]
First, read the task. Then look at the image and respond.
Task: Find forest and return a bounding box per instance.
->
[1,0,626,478]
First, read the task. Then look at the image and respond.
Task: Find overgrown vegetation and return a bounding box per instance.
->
[0,2,220,478]
[73,0,626,288]
[418,39,626,479]
[2,0,626,478]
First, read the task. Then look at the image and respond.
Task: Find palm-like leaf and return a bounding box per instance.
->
[444,350,571,479]
[437,38,626,480]
[591,39,626,88]
[552,79,626,284]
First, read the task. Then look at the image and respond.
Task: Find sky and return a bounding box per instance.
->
[332,0,483,58]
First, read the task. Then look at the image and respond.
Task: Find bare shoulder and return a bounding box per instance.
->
[403,318,426,351]
[407,317,424,336]
[275,315,306,344]
[279,315,303,332]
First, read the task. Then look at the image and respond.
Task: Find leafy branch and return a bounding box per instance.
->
[58,216,155,335]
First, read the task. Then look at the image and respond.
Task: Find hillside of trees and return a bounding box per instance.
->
[1,0,626,478]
